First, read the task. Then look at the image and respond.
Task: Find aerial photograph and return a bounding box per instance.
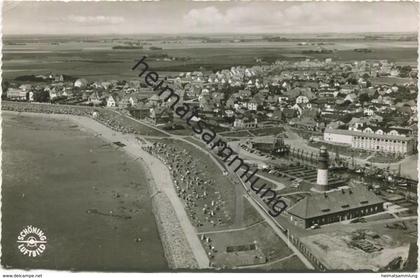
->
[1,0,418,275]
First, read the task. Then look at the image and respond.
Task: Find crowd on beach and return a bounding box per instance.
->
[143,142,231,227]
[142,141,236,260]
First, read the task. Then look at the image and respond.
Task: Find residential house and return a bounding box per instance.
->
[291,103,304,116]
[88,92,103,106]
[129,103,150,119]
[247,95,263,111]
[149,107,173,126]
[119,96,132,109]
[107,94,120,107]
[233,115,258,129]
[296,95,309,104]
[344,93,357,103]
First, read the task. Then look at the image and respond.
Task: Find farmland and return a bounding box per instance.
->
[3,34,417,81]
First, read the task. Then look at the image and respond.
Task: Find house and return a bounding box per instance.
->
[284,88,305,99]
[149,107,173,125]
[88,92,103,106]
[129,103,150,119]
[290,117,321,131]
[282,108,298,120]
[247,95,263,111]
[233,115,258,129]
[107,94,120,107]
[129,96,140,106]
[363,107,375,116]
[148,94,162,107]
[344,93,357,103]
[270,110,284,122]
[119,96,132,109]
[340,84,355,95]
[291,103,304,116]
[301,106,320,119]
[225,94,237,108]
[48,89,58,100]
[326,121,345,129]
[225,110,234,118]
[74,78,88,88]
[296,95,309,104]
[278,96,289,103]
[348,117,370,130]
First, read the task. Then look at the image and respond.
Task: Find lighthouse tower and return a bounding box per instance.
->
[316,146,329,191]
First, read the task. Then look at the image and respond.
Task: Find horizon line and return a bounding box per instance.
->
[3,31,418,37]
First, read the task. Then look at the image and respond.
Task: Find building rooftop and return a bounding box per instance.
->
[287,187,384,219]
[324,128,414,142]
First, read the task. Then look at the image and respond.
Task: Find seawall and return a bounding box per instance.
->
[139,156,199,269]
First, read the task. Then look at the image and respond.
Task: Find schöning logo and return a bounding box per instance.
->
[17,225,47,257]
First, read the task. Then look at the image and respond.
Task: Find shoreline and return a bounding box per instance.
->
[2,111,204,269]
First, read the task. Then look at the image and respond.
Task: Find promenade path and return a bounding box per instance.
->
[117,112,313,269]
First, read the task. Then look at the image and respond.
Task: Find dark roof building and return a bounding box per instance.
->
[287,187,384,228]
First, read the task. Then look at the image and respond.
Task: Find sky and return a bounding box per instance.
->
[3,1,419,35]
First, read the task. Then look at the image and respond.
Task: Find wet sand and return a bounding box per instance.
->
[1,112,168,271]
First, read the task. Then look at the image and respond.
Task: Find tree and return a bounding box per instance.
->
[339,113,353,123]
[399,65,412,77]
[1,81,9,100]
[347,78,358,85]
[33,90,50,102]
[359,93,370,104]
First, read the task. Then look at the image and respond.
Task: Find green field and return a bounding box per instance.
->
[205,221,295,268]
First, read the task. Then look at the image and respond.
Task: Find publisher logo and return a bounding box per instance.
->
[17,225,47,257]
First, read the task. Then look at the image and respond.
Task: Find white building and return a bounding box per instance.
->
[233,118,258,129]
[296,95,309,104]
[6,88,27,101]
[324,128,415,154]
[107,95,118,107]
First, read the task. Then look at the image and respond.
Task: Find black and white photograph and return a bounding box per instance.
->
[0,0,419,276]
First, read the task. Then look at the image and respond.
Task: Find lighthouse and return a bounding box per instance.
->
[316,146,329,191]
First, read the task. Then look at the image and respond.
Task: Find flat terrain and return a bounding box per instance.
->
[3,37,417,80]
[205,221,294,268]
[1,112,167,271]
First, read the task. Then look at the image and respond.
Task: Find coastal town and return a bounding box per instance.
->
[2,54,418,271]
[3,56,418,163]
[1,1,419,275]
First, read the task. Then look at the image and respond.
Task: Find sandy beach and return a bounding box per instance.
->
[2,111,207,269]
[2,111,167,270]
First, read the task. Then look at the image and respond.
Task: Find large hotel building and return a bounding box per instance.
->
[323,126,416,155]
